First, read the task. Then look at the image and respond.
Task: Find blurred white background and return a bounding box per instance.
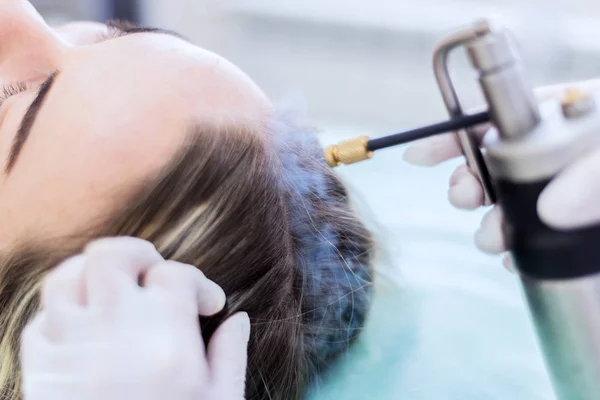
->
[143,0,600,132]
[32,0,600,132]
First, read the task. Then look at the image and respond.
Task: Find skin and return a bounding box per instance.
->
[0,0,272,247]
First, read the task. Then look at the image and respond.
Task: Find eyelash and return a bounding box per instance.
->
[0,82,30,107]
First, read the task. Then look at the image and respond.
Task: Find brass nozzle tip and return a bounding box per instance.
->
[324,136,373,168]
[562,87,589,105]
[561,87,596,119]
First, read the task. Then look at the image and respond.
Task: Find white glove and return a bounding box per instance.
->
[21,237,250,400]
[403,79,600,269]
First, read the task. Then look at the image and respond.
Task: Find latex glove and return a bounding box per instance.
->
[403,79,600,268]
[21,237,250,400]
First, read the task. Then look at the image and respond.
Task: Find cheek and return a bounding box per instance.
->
[0,131,133,242]
[0,120,175,243]
[0,152,109,242]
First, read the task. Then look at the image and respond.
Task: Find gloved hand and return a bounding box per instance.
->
[403,79,600,269]
[20,237,250,400]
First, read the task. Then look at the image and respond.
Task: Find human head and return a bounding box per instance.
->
[0,0,271,246]
[0,2,375,399]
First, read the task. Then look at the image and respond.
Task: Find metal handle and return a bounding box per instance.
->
[432,20,498,205]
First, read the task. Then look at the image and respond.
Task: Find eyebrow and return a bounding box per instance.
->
[4,26,184,173]
[5,72,57,173]
[105,20,186,41]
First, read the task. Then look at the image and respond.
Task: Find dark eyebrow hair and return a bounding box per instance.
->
[5,72,58,173]
[105,20,187,41]
[4,23,186,173]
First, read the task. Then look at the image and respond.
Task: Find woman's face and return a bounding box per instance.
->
[0,0,271,246]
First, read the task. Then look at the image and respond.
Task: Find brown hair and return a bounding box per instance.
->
[0,115,374,399]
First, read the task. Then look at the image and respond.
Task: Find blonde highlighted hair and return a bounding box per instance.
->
[0,115,374,399]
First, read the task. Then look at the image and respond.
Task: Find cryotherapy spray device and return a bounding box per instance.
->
[325,18,600,400]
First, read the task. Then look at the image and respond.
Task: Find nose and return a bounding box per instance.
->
[0,0,67,83]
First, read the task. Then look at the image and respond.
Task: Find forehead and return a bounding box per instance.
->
[32,32,271,172]
[58,34,267,132]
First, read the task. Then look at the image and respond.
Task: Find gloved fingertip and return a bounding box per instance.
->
[207,312,251,398]
[502,254,516,274]
[537,151,600,229]
[474,208,507,254]
[210,312,251,354]
[448,180,484,210]
[403,135,461,166]
[203,279,227,315]
[449,164,470,187]
[238,312,251,343]
[402,145,437,166]
[537,182,596,229]
[537,198,569,229]
[474,229,505,254]
[222,312,250,343]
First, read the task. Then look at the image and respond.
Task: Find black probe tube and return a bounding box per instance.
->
[367,111,491,152]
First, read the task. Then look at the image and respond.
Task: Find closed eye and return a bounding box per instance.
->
[0,82,30,108]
